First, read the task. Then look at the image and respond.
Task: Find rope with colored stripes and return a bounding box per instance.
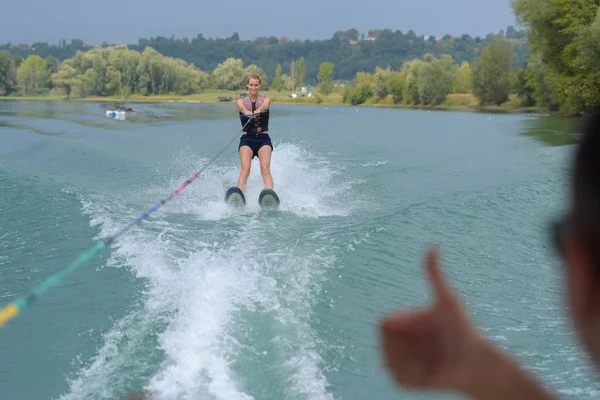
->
[0,115,255,328]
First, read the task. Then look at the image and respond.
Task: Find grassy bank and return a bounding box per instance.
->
[0,90,546,115]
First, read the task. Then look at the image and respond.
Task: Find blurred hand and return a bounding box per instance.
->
[379,245,484,393]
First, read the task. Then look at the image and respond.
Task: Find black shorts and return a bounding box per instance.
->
[239,133,273,159]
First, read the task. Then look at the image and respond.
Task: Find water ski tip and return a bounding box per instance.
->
[258,188,280,210]
[225,186,246,208]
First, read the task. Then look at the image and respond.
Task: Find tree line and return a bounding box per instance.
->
[342,36,520,108]
[0,36,527,109]
[512,0,600,115]
[1,26,529,85]
[1,0,599,115]
[341,0,600,115]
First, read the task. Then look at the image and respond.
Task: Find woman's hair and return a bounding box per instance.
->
[247,73,262,84]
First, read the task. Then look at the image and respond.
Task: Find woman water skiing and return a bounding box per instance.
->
[235,73,273,194]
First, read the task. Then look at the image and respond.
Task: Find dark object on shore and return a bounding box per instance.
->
[114,105,135,112]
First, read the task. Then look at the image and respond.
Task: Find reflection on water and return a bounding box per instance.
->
[0,99,302,125]
[0,100,242,136]
[0,120,64,138]
[0,100,585,149]
[520,115,581,147]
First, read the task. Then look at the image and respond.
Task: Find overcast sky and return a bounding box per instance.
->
[2,0,518,45]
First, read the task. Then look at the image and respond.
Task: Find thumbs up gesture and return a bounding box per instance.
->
[379,245,557,400]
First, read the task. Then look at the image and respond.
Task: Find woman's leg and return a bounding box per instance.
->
[237,145,253,192]
[257,145,273,189]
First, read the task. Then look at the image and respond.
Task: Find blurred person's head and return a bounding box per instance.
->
[553,112,600,367]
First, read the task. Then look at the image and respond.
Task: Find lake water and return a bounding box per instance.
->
[0,100,593,399]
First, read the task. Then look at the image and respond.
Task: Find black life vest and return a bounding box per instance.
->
[239,94,269,134]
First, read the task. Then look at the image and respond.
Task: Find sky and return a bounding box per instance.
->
[1,0,518,45]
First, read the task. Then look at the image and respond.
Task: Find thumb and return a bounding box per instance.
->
[424,244,453,302]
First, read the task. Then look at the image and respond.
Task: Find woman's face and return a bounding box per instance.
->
[247,78,261,95]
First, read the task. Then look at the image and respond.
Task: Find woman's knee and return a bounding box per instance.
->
[260,164,271,176]
[240,164,251,176]
[239,158,251,175]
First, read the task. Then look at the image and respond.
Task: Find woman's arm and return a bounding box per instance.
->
[254,97,272,114]
[236,98,252,115]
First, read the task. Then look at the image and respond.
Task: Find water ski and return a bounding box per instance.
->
[258,188,280,210]
[225,186,246,208]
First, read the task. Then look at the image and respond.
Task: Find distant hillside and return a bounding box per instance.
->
[0,26,529,83]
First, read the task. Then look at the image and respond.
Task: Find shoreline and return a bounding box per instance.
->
[0,93,550,116]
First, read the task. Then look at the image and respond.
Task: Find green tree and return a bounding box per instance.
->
[355,71,375,87]
[387,71,406,104]
[471,37,517,105]
[51,62,83,98]
[343,71,375,104]
[43,55,59,90]
[373,67,389,100]
[453,61,472,93]
[212,57,245,90]
[343,83,373,105]
[512,68,535,106]
[418,55,456,105]
[44,55,59,74]
[0,51,18,95]
[12,55,23,69]
[104,48,141,98]
[73,48,111,96]
[281,74,295,90]
[512,0,600,113]
[317,62,334,95]
[402,59,422,104]
[271,64,284,91]
[16,55,50,96]
[136,47,166,95]
[294,57,306,89]
[522,52,557,110]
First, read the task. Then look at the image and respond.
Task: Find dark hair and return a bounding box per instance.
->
[571,113,600,264]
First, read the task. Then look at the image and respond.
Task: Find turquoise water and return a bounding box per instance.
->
[0,100,593,399]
